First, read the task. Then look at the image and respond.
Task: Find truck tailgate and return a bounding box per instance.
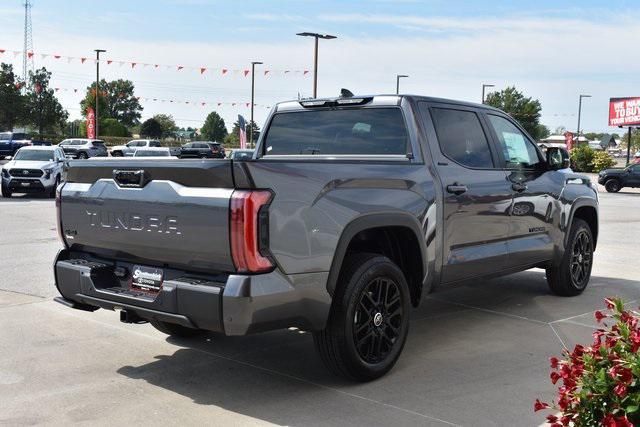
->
[59,159,237,273]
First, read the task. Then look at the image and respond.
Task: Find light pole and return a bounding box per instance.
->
[482,84,494,104]
[250,61,262,147]
[296,32,337,98]
[94,49,106,139]
[396,75,408,94]
[576,94,591,145]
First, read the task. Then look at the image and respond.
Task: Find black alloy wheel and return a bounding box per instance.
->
[569,229,592,289]
[353,277,403,364]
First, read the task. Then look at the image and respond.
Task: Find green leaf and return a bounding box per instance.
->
[626,405,639,414]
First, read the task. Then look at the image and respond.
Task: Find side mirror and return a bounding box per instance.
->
[5,156,11,161]
[546,147,570,170]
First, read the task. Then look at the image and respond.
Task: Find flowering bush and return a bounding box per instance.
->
[535,298,640,426]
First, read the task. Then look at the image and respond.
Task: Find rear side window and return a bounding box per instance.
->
[264,108,408,155]
[431,108,494,169]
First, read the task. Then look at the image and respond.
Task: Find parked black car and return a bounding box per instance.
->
[180,141,225,158]
[598,163,640,192]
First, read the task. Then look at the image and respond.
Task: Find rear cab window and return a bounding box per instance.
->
[262,108,408,156]
[430,108,495,169]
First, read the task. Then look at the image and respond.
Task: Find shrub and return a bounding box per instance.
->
[100,118,131,137]
[591,151,616,173]
[570,145,595,172]
[535,298,640,426]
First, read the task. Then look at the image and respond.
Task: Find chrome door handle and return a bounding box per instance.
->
[446,184,468,195]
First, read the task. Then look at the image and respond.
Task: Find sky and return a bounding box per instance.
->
[1,0,638,134]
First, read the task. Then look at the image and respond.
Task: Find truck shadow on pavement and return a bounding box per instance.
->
[116,270,640,425]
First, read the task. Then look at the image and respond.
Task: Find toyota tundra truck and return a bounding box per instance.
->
[53,94,599,381]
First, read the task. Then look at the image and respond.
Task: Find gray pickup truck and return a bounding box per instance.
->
[53,94,598,381]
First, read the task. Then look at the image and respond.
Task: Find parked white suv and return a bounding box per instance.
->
[1,146,67,198]
[110,139,162,157]
[58,139,108,159]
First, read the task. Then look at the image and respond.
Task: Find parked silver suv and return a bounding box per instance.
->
[59,139,108,159]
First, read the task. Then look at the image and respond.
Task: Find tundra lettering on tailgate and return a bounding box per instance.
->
[85,210,181,234]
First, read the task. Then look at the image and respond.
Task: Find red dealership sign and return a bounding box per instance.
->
[86,107,96,139]
[609,97,640,126]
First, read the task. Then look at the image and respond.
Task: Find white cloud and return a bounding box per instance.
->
[1,12,636,133]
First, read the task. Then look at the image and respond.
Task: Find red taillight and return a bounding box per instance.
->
[230,190,273,273]
[55,183,68,247]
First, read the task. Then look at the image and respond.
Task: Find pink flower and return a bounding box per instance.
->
[550,371,561,385]
[550,357,559,369]
[595,310,608,323]
[534,399,550,412]
[604,298,616,310]
[613,383,627,398]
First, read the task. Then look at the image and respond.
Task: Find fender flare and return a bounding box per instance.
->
[565,197,598,247]
[326,212,428,297]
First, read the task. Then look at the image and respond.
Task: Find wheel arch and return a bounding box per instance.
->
[327,213,428,307]
[566,199,598,249]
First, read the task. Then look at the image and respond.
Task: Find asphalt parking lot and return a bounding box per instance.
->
[1,169,639,426]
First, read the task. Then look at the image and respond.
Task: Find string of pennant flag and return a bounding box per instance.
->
[46,85,272,109]
[0,48,310,77]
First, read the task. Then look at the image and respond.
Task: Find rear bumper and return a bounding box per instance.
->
[53,249,331,335]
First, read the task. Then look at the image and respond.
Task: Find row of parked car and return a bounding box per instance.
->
[0,137,254,198]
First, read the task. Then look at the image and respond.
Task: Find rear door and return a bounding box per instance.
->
[483,113,555,267]
[419,103,512,283]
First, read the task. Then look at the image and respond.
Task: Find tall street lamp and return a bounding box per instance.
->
[296,32,337,98]
[482,84,495,104]
[396,74,408,95]
[576,94,591,145]
[250,61,262,147]
[94,49,106,139]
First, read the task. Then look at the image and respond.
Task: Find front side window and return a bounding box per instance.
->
[431,108,494,168]
[264,108,408,155]
[487,115,542,169]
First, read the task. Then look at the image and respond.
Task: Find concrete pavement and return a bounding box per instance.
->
[0,178,639,426]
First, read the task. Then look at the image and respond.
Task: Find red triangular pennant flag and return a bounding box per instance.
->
[14,82,22,89]
[27,51,34,58]
[232,102,236,106]
[201,102,206,106]
[222,69,228,75]
[74,89,78,93]
[154,64,159,68]
[200,67,206,74]
[264,70,270,75]
[80,57,87,63]
[35,83,42,94]
[177,65,183,71]
[0,49,5,54]
[54,55,61,59]
[55,87,59,92]
[217,102,222,106]
[107,60,113,65]
[243,69,250,77]
[131,62,136,68]
[284,70,290,74]
[245,102,250,107]
[303,70,309,75]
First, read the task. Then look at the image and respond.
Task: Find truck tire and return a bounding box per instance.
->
[149,320,204,338]
[604,179,621,193]
[48,175,60,198]
[546,218,593,296]
[313,253,410,381]
[1,183,11,198]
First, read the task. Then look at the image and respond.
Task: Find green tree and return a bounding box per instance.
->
[80,79,142,127]
[153,114,178,138]
[25,67,68,135]
[620,129,640,153]
[101,118,131,137]
[0,63,27,130]
[224,120,260,146]
[485,86,544,139]
[535,124,551,139]
[200,111,228,142]
[140,118,162,138]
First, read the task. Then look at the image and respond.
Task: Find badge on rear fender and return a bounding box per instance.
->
[131,265,163,292]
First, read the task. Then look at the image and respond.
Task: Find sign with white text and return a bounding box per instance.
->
[609,97,640,127]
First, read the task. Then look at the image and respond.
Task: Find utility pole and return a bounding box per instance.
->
[296,32,337,98]
[482,84,494,104]
[396,75,408,94]
[250,61,262,147]
[626,126,633,166]
[94,49,106,139]
[22,0,34,85]
[576,94,591,146]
